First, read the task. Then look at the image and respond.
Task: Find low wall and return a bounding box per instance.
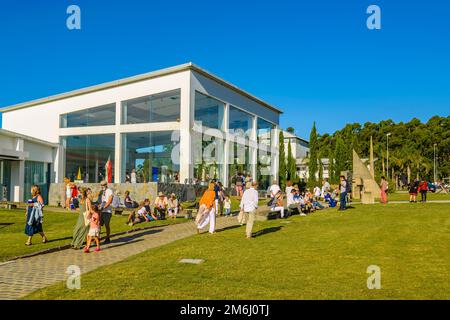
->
[49,183,158,207]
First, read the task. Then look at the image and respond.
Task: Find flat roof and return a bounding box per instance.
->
[0,129,59,148]
[0,63,283,114]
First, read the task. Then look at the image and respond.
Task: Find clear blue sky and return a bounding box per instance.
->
[0,0,449,138]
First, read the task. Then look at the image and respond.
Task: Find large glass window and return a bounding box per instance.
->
[0,160,12,201]
[228,142,252,188]
[194,92,225,130]
[257,118,275,147]
[24,161,49,204]
[193,132,224,183]
[122,131,180,183]
[229,106,254,139]
[63,134,115,183]
[60,104,116,128]
[122,89,181,125]
[257,150,272,190]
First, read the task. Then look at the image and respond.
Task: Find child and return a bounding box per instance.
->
[84,205,101,253]
[224,196,232,217]
[127,199,157,226]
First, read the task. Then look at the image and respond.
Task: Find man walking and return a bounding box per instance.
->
[100,180,114,243]
[338,175,347,211]
[240,181,259,239]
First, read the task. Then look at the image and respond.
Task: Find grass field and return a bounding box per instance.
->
[386,192,450,202]
[26,203,450,300]
[0,209,186,262]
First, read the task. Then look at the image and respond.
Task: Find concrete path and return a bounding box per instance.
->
[0,217,238,300]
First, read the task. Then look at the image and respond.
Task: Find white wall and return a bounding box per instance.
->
[2,71,190,143]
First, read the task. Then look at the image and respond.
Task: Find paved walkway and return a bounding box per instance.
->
[0,217,238,300]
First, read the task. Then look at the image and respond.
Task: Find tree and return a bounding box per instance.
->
[279,131,287,189]
[308,122,318,183]
[286,127,295,134]
[334,137,347,179]
[287,140,297,181]
[328,149,335,183]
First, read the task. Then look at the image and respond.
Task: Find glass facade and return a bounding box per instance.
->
[193,133,224,183]
[24,161,49,204]
[60,104,116,128]
[122,89,181,125]
[122,131,180,183]
[63,134,115,183]
[0,160,11,201]
[194,91,225,130]
[257,150,272,190]
[228,142,252,187]
[257,118,275,147]
[229,106,254,139]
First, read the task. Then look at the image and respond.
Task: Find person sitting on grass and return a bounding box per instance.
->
[168,193,179,219]
[84,205,101,253]
[154,192,168,220]
[124,191,139,209]
[324,192,337,208]
[127,199,158,226]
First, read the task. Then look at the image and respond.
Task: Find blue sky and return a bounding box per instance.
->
[0,0,449,138]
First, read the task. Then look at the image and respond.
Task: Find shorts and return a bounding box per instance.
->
[145,214,155,221]
[88,228,100,237]
[100,212,112,227]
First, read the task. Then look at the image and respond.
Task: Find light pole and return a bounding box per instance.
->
[386,133,391,179]
[434,143,437,183]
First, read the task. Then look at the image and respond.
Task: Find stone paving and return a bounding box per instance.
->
[0,217,239,300]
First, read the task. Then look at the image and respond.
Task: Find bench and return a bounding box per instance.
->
[0,201,27,210]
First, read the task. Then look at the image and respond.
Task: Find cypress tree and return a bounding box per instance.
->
[279,131,287,189]
[309,122,318,183]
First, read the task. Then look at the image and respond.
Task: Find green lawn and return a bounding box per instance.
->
[386,192,450,202]
[0,209,186,262]
[26,203,450,300]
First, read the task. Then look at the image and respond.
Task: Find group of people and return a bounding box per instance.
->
[126,192,180,226]
[408,178,431,203]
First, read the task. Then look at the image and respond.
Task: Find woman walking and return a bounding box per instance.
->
[380,176,389,204]
[71,187,92,250]
[196,182,216,234]
[25,185,48,246]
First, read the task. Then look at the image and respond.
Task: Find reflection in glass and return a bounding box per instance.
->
[228,142,252,188]
[229,106,254,139]
[122,89,181,125]
[60,104,116,128]
[194,92,225,130]
[63,134,115,183]
[122,131,180,183]
[193,133,224,183]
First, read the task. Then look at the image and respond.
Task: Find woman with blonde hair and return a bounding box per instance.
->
[71,187,92,249]
[196,182,217,234]
[25,185,48,246]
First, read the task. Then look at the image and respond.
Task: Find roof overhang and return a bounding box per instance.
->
[0,63,283,115]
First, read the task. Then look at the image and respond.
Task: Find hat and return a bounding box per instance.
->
[158,192,165,197]
[100,180,108,186]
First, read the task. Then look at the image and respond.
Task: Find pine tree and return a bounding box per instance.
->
[328,149,335,183]
[308,122,318,183]
[279,131,287,189]
[287,140,297,181]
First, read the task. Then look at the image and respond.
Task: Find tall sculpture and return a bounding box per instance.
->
[352,137,381,204]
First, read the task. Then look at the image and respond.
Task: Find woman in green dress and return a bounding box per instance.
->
[71,187,92,250]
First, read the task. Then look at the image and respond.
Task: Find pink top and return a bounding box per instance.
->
[90,212,100,230]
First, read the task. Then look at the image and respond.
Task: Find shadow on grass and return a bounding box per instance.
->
[108,228,163,244]
[215,225,241,233]
[47,236,73,244]
[0,223,14,231]
[253,226,283,238]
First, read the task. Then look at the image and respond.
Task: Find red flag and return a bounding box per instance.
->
[105,156,113,183]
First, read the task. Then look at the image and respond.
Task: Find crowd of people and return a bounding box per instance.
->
[23,173,445,249]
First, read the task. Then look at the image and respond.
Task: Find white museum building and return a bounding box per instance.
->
[0,63,282,202]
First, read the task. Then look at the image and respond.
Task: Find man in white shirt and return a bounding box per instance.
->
[100,180,114,244]
[269,180,281,199]
[240,181,259,239]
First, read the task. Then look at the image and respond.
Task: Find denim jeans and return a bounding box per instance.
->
[339,192,347,210]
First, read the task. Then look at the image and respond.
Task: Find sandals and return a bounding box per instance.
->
[25,241,32,246]
[42,237,48,244]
